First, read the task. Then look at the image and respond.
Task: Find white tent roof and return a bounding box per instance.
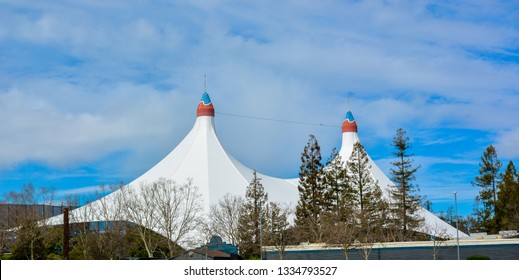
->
[45,93,465,240]
[45,92,299,232]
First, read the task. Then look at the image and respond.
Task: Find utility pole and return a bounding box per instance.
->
[63,208,70,260]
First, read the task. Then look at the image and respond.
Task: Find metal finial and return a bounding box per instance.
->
[204,74,206,92]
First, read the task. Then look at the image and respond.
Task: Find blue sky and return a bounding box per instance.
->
[1,0,519,217]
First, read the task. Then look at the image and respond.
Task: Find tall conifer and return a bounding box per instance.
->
[347,142,387,258]
[472,145,501,232]
[324,148,352,220]
[496,161,519,230]
[237,171,268,259]
[388,128,423,240]
[295,134,326,242]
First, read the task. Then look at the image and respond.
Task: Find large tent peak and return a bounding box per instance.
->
[342,111,358,133]
[197,92,215,117]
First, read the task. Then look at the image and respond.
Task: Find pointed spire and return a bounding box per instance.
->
[197,92,215,117]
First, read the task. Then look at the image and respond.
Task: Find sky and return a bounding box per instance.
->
[1,0,519,217]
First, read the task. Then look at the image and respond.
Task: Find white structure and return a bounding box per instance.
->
[45,92,299,240]
[45,92,465,240]
[339,110,467,238]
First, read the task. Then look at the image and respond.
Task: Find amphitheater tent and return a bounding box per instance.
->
[45,92,465,240]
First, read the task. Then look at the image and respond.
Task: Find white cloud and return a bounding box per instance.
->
[495,128,519,159]
[0,0,518,200]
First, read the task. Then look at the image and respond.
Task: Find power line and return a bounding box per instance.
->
[217,112,340,128]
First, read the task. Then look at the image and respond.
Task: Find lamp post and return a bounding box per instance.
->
[454,191,460,260]
[259,199,263,260]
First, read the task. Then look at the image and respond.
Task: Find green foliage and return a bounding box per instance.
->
[496,161,519,230]
[347,142,388,258]
[472,145,502,233]
[265,202,291,259]
[323,148,353,221]
[237,171,268,259]
[9,225,63,260]
[348,142,381,213]
[295,134,326,242]
[388,128,423,241]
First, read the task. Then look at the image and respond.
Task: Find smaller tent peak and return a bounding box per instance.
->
[200,92,212,105]
[342,111,358,133]
[197,92,215,117]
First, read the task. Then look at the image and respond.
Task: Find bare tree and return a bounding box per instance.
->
[120,183,164,258]
[91,184,128,259]
[209,193,243,246]
[152,178,204,257]
[68,195,94,259]
[427,225,450,260]
[67,184,128,259]
[322,213,358,260]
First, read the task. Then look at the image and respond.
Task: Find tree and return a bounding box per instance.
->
[237,171,268,259]
[153,178,204,258]
[121,182,164,258]
[3,184,59,259]
[91,183,128,260]
[388,128,423,241]
[209,193,244,246]
[347,142,387,259]
[265,202,291,260]
[295,134,326,243]
[496,161,519,230]
[472,145,502,232]
[323,148,352,220]
[322,212,358,260]
[426,224,450,260]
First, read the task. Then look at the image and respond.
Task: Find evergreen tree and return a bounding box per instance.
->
[295,134,326,242]
[348,142,380,212]
[347,142,387,258]
[496,161,519,230]
[388,128,423,241]
[237,171,268,259]
[323,148,352,220]
[265,202,291,260]
[472,145,502,232]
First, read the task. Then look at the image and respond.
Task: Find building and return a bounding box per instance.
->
[43,91,463,242]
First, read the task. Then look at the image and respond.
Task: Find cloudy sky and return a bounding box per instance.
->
[1,0,518,216]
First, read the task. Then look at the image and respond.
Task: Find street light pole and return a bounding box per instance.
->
[259,199,263,260]
[454,191,460,260]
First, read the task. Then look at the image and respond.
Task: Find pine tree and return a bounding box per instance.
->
[323,148,352,220]
[472,145,502,233]
[347,142,387,258]
[348,142,380,212]
[496,161,519,230]
[295,134,326,243]
[388,128,423,241]
[237,171,268,259]
[265,202,290,260]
